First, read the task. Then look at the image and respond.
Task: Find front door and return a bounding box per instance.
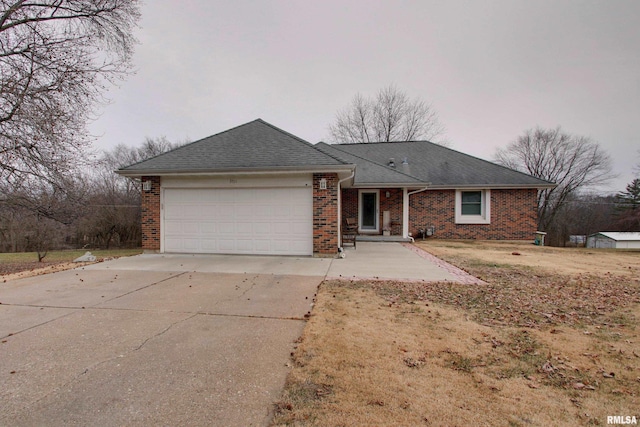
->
[359,190,379,232]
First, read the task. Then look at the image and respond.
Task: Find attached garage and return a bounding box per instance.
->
[117,119,353,256]
[162,184,313,256]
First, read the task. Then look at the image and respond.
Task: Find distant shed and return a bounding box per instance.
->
[586,232,640,249]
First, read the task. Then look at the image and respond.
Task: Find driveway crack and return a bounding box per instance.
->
[100,271,190,304]
[130,313,197,352]
[18,312,198,413]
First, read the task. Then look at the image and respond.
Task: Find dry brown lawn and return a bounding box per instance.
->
[272,240,640,427]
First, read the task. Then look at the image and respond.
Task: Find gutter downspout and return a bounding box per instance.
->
[403,185,430,241]
[337,170,356,249]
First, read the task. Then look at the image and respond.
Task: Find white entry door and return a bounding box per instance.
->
[163,187,313,255]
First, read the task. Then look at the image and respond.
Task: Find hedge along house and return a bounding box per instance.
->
[117,119,554,256]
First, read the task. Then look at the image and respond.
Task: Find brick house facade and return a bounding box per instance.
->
[341,188,538,240]
[408,189,538,240]
[121,120,553,256]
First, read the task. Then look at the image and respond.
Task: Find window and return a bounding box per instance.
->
[461,191,482,215]
[455,189,491,224]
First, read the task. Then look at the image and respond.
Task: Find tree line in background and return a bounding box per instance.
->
[0,0,143,259]
[0,137,179,258]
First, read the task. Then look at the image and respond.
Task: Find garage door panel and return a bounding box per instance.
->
[164,187,313,255]
[290,221,309,234]
[200,222,217,234]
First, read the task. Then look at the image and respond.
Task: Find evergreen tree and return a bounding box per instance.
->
[615,178,640,230]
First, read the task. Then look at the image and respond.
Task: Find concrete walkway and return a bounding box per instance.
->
[327,241,460,282]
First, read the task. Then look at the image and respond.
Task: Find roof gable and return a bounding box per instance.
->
[119,119,349,174]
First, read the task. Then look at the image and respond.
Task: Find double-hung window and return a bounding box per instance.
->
[455,189,491,224]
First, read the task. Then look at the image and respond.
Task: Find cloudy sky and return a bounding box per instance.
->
[90,0,640,193]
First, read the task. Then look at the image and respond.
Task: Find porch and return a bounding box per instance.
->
[355,235,413,243]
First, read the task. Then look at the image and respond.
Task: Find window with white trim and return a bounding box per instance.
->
[455,189,491,224]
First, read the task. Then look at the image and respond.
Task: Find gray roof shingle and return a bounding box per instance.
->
[118,118,553,188]
[118,119,349,174]
[318,141,554,188]
[315,142,423,185]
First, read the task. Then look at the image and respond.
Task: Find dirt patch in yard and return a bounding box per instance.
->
[0,262,93,282]
[272,241,640,427]
[1,249,142,282]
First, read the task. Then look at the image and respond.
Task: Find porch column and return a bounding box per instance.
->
[402,187,409,238]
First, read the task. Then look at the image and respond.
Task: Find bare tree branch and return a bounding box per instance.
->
[328,85,445,144]
[495,126,614,237]
[0,0,140,185]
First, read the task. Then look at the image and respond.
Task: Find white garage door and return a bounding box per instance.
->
[163,187,313,255]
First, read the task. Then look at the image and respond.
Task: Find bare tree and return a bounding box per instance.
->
[328,85,445,143]
[495,127,613,238]
[0,0,141,185]
[77,137,183,249]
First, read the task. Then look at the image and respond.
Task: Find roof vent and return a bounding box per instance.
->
[388,158,395,168]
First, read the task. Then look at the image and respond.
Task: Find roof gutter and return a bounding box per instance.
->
[347,182,429,188]
[403,185,431,240]
[337,170,356,252]
[116,164,355,177]
[425,183,556,190]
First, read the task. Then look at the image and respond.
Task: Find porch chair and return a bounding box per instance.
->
[342,217,358,249]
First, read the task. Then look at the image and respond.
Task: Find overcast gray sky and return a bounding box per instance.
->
[90,0,640,193]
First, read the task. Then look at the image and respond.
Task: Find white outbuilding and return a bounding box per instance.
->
[586,232,640,249]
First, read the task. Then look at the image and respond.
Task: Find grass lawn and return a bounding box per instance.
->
[272,241,640,427]
[0,249,142,276]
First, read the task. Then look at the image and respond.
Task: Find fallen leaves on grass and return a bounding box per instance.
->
[329,267,640,329]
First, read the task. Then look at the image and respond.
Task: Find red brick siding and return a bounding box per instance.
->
[141,176,161,250]
[342,188,358,222]
[380,189,404,235]
[313,173,339,255]
[340,187,538,239]
[409,189,538,240]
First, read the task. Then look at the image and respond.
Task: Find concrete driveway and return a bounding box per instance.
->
[0,258,325,426]
[0,242,468,426]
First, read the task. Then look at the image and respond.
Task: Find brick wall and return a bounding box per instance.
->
[410,189,538,240]
[342,188,358,222]
[340,187,538,240]
[380,189,404,235]
[141,176,161,251]
[313,173,339,255]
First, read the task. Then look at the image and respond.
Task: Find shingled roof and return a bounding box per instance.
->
[118,119,553,188]
[118,119,351,175]
[317,141,554,188]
